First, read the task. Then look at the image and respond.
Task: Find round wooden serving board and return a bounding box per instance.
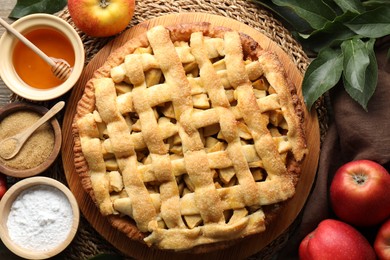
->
[62,13,320,260]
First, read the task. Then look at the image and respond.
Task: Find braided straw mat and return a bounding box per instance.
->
[47,0,327,259]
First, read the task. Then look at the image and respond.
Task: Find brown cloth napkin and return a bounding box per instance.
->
[277,36,390,259]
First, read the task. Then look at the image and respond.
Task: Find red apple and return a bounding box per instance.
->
[68,0,135,37]
[330,159,390,226]
[374,218,390,260]
[0,173,7,199]
[299,219,376,260]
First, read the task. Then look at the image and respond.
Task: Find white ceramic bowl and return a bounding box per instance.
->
[0,14,85,101]
[0,177,80,259]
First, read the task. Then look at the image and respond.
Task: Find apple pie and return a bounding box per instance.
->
[73,23,307,251]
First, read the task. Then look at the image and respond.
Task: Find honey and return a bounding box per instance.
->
[12,28,75,89]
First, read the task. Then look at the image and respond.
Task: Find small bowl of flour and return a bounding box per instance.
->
[0,176,79,259]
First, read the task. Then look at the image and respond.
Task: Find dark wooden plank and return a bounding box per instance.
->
[0,0,17,107]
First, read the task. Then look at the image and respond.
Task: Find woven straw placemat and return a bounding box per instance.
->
[46,1,327,259]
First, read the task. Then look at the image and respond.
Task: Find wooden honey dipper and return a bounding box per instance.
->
[0,17,72,81]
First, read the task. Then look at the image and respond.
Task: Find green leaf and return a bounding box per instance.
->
[345,6,390,38]
[365,37,376,56]
[9,0,67,19]
[341,38,370,93]
[272,0,337,30]
[251,0,312,32]
[343,38,377,111]
[302,47,344,110]
[297,11,357,52]
[333,0,364,13]
[363,0,390,10]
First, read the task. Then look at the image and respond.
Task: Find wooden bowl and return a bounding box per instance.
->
[0,101,62,177]
[0,177,79,259]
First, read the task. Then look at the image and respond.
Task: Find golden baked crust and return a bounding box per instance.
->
[73,23,307,251]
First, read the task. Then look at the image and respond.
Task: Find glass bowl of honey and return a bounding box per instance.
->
[0,14,85,101]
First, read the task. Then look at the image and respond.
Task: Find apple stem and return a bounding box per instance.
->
[100,0,109,8]
[353,174,367,185]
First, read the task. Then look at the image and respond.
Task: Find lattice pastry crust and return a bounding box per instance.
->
[73,23,307,251]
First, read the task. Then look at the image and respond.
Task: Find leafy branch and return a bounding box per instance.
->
[9,0,67,19]
[252,0,390,111]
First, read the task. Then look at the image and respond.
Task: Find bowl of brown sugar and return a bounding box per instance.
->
[0,101,62,177]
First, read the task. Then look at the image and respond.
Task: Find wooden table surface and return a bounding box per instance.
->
[0,0,16,106]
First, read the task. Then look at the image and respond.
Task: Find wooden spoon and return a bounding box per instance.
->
[0,17,72,81]
[0,101,65,160]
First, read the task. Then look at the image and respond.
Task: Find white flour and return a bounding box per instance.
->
[7,185,73,251]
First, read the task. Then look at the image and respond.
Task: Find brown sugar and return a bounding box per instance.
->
[0,111,54,169]
[0,138,18,159]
